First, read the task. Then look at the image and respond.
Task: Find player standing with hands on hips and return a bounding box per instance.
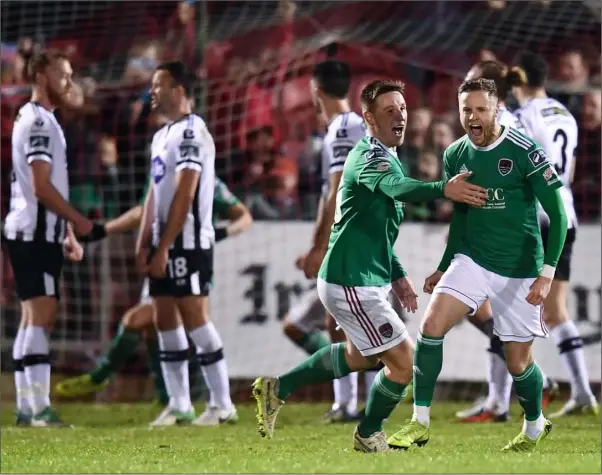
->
[388,78,568,452]
[253,79,488,452]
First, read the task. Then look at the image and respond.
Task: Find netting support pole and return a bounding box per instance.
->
[97,237,112,402]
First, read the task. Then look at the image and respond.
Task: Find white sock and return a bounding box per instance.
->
[364,369,378,397]
[522,413,545,440]
[22,326,51,415]
[413,404,430,427]
[188,322,233,412]
[333,372,358,414]
[13,326,31,414]
[551,321,593,401]
[158,327,191,412]
[489,352,513,415]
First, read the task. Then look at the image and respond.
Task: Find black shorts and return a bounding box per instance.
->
[5,240,63,301]
[540,225,576,281]
[149,247,213,298]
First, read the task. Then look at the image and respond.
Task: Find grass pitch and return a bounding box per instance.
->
[2,401,600,473]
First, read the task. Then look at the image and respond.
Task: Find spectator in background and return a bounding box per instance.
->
[122,39,162,86]
[573,90,601,221]
[398,107,432,173]
[425,117,456,156]
[557,50,590,91]
[404,149,452,223]
[240,126,298,219]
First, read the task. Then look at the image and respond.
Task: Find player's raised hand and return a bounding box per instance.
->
[303,246,326,279]
[526,275,552,305]
[392,276,419,313]
[423,270,443,294]
[444,172,488,207]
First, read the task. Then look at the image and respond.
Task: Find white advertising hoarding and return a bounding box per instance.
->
[210,222,601,382]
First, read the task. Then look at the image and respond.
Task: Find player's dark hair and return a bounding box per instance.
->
[360,79,405,112]
[472,60,527,99]
[26,49,69,83]
[458,78,498,98]
[512,51,548,88]
[156,61,196,97]
[312,60,351,99]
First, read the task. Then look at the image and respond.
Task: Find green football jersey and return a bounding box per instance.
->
[213,177,241,221]
[139,176,240,224]
[319,137,444,287]
[442,126,562,278]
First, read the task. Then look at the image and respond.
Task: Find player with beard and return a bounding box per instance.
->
[253,79,486,452]
[456,60,558,423]
[388,78,567,452]
[136,61,236,426]
[4,49,98,426]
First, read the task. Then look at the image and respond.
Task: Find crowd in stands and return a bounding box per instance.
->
[0,0,599,363]
[2,0,600,224]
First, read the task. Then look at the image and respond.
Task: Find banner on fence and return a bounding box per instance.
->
[211,223,601,382]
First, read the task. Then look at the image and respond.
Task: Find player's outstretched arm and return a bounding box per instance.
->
[30,161,93,236]
[359,158,487,206]
[104,205,143,236]
[216,202,253,242]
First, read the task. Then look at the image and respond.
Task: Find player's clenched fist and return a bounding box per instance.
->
[444,171,488,207]
[526,275,552,305]
[423,270,443,294]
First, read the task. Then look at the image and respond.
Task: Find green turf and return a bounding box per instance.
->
[2,401,599,473]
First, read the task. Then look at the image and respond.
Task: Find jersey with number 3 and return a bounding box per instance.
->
[515,97,578,228]
[150,114,216,250]
[321,112,365,196]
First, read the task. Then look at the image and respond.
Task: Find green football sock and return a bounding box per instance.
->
[512,362,544,421]
[90,325,141,385]
[413,333,444,407]
[358,368,407,438]
[295,331,330,355]
[276,343,351,400]
[146,338,169,405]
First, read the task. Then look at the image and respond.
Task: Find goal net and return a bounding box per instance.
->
[1,0,600,404]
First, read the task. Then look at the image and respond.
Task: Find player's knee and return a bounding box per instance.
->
[122,304,154,331]
[420,315,446,338]
[380,339,414,384]
[344,341,375,372]
[29,296,58,328]
[504,342,533,375]
[543,303,569,329]
[282,320,303,342]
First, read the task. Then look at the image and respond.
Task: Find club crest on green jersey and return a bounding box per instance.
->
[498,158,513,176]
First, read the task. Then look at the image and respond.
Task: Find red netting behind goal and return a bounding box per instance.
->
[1,1,600,403]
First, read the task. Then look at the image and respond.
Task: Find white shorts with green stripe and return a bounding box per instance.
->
[317,278,409,356]
[433,253,548,343]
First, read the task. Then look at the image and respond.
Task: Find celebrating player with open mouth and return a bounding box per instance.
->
[253,79,488,453]
[388,78,568,452]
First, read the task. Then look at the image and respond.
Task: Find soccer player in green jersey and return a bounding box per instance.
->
[54,178,252,423]
[252,79,488,452]
[388,78,568,452]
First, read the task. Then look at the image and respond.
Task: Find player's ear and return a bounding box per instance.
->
[362,110,375,129]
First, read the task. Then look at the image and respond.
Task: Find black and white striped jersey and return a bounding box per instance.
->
[4,102,68,243]
[150,114,216,250]
[515,97,578,229]
[321,112,365,196]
